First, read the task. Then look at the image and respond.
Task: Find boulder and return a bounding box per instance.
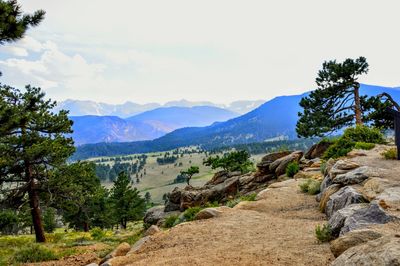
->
[255,151,291,176]
[328,204,367,237]
[328,203,393,237]
[144,225,160,236]
[269,151,303,176]
[255,188,270,200]
[206,171,241,186]
[320,175,333,194]
[333,166,381,186]
[330,229,383,257]
[127,236,150,255]
[319,184,341,213]
[194,207,230,220]
[332,236,400,266]
[253,174,274,183]
[329,160,360,179]
[324,158,337,176]
[362,177,391,201]
[376,187,400,210]
[164,187,182,211]
[305,141,333,159]
[111,242,131,257]
[326,186,366,218]
[144,206,180,226]
[347,150,367,158]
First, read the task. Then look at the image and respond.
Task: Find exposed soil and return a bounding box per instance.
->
[112,179,335,266]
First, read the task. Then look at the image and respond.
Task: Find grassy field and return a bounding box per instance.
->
[0,223,143,265]
[95,150,264,205]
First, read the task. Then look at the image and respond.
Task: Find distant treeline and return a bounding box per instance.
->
[95,155,147,182]
[208,139,319,155]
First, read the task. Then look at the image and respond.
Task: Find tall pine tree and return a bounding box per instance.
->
[0,85,74,242]
[296,57,369,137]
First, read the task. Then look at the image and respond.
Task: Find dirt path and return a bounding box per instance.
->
[112,179,335,266]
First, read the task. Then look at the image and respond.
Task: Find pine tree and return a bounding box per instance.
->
[180,166,200,185]
[0,0,45,44]
[0,85,74,242]
[296,57,369,138]
[110,172,146,229]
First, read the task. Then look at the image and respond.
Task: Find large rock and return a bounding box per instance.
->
[127,236,150,255]
[194,207,230,220]
[330,229,383,257]
[255,151,291,176]
[332,236,400,266]
[362,177,391,201]
[144,206,180,226]
[333,166,381,186]
[326,186,366,218]
[269,151,303,176]
[319,184,341,213]
[376,187,400,210]
[328,203,393,237]
[144,225,160,236]
[206,171,241,186]
[329,160,360,179]
[305,141,333,159]
[324,158,337,176]
[164,187,182,211]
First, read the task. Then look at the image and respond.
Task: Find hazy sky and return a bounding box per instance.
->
[0,0,399,104]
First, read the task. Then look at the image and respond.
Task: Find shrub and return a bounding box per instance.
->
[204,201,220,208]
[225,198,241,208]
[354,142,375,150]
[164,215,179,228]
[323,126,384,159]
[90,227,106,240]
[320,162,327,175]
[240,193,257,202]
[299,179,321,195]
[315,224,333,242]
[286,162,300,177]
[13,244,59,263]
[183,207,203,222]
[381,148,397,160]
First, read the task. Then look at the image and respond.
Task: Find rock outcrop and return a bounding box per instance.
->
[325,186,366,218]
[304,141,333,159]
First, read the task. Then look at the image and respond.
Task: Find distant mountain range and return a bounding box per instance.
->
[71,84,400,160]
[55,99,264,117]
[70,106,238,145]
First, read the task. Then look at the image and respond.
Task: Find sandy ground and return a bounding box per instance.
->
[112,179,335,266]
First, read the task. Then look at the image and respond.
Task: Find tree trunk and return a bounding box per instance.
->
[354,83,363,125]
[28,176,46,242]
[83,221,89,232]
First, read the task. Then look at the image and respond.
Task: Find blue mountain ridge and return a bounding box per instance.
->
[71,84,400,160]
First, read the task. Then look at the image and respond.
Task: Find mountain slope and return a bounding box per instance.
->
[72,84,400,159]
[127,106,238,132]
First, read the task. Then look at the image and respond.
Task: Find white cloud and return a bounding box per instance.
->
[1,0,399,104]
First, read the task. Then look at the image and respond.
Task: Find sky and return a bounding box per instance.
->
[0,0,399,104]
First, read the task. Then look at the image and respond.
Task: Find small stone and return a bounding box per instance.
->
[194,207,224,220]
[144,225,160,236]
[330,229,382,257]
[111,242,131,257]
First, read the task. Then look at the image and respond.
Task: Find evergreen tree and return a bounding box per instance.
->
[0,0,45,44]
[203,150,253,173]
[0,85,74,242]
[47,162,103,232]
[144,192,151,204]
[180,166,200,185]
[296,57,369,138]
[110,172,146,229]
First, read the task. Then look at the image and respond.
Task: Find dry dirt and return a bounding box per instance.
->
[112,179,335,266]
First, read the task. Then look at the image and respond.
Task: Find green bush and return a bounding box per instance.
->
[354,142,375,150]
[320,162,327,175]
[43,208,57,233]
[240,193,257,202]
[13,244,59,263]
[315,224,333,242]
[286,162,300,177]
[299,179,321,195]
[163,215,179,228]
[204,201,220,208]
[183,207,203,222]
[323,126,384,159]
[90,227,106,240]
[381,148,397,160]
[226,198,241,208]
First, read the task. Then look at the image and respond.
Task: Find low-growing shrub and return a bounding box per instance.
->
[299,179,321,195]
[320,161,327,175]
[315,224,333,242]
[323,126,384,159]
[183,207,203,222]
[90,227,106,240]
[240,193,257,202]
[13,244,59,263]
[164,214,179,228]
[381,148,397,160]
[204,201,220,208]
[354,142,375,150]
[286,162,300,177]
[225,198,241,208]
